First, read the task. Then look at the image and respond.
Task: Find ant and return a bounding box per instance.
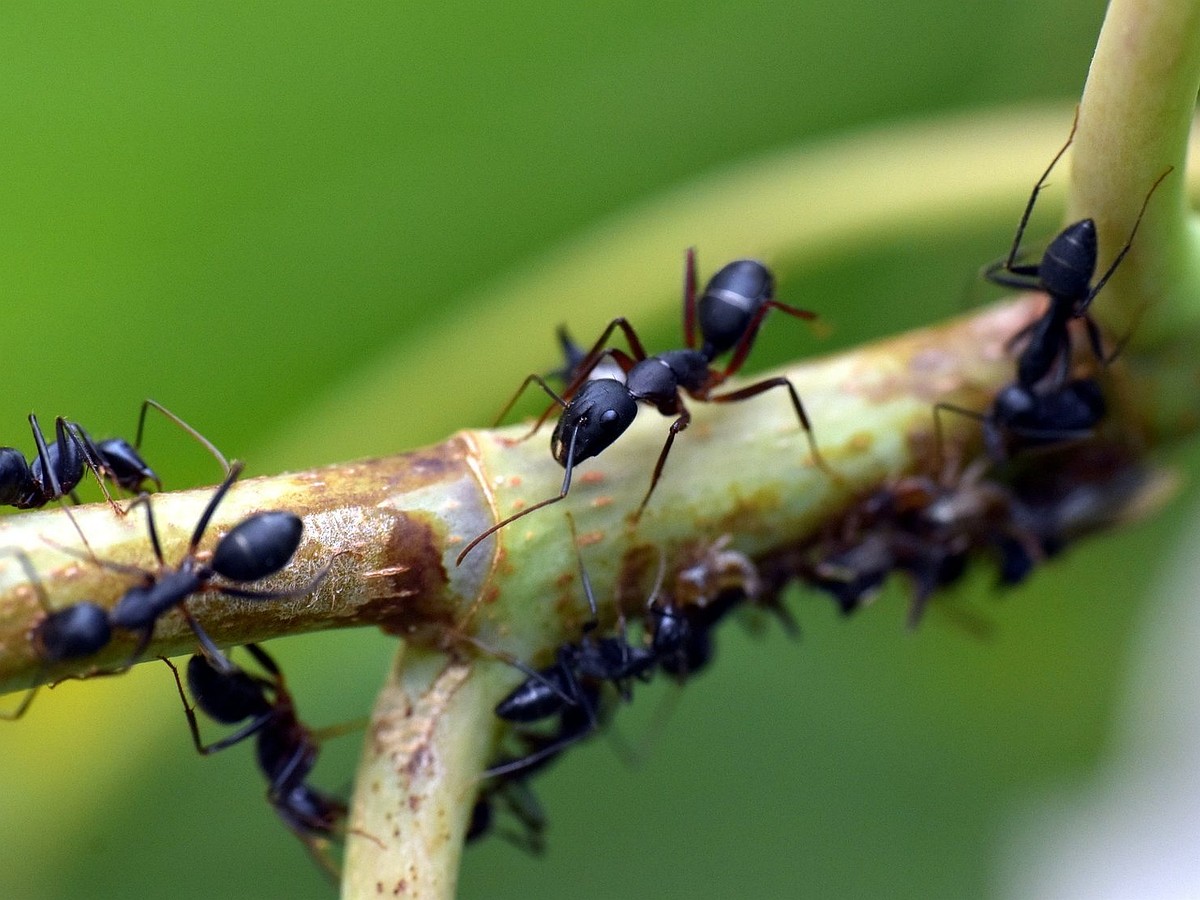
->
[82,398,232,495]
[457,249,828,564]
[984,112,1172,388]
[466,763,548,854]
[80,460,329,669]
[0,399,229,514]
[802,459,1043,628]
[547,325,624,387]
[481,521,658,779]
[648,536,784,680]
[931,118,1170,464]
[0,549,113,720]
[162,644,348,877]
[935,373,1108,463]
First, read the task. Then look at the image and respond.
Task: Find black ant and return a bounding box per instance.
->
[647,536,784,680]
[457,249,828,564]
[935,372,1108,464]
[0,415,104,511]
[547,325,624,387]
[83,461,329,668]
[984,112,1172,388]
[467,763,547,854]
[83,398,232,495]
[162,644,347,876]
[0,399,229,514]
[801,459,1043,628]
[481,520,658,778]
[0,550,113,720]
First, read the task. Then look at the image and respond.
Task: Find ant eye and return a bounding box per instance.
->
[600,409,619,424]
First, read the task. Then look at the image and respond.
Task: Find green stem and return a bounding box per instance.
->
[1071,0,1200,342]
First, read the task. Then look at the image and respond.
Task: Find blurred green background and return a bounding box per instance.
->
[2,1,1194,897]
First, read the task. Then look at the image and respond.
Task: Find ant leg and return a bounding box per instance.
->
[564,512,598,625]
[128,493,167,565]
[28,414,80,502]
[996,108,1079,276]
[458,633,580,708]
[1081,166,1174,313]
[160,656,274,754]
[492,374,568,434]
[708,377,836,479]
[716,299,818,382]
[135,399,231,477]
[243,642,283,679]
[455,425,583,566]
[0,684,41,721]
[683,247,698,349]
[60,420,123,513]
[177,603,236,674]
[484,702,598,780]
[28,418,100,557]
[633,407,691,522]
[0,549,55,720]
[982,262,1043,292]
[558,317,651,403]
[932,402,985,472]
[187,461,246,552]
[211,550,347,605]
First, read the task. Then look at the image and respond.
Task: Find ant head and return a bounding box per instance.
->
[1040,219,1097,303]
[698,259,774,358]
[95,437,161,492]
[550,379,638,466]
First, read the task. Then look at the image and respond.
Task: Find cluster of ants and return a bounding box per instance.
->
[0,403,346,874]
[458,117,1170,847]
[0,115,1170,876]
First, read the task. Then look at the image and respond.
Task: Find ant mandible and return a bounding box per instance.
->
[162,644,348,876]
[456,249,830,564]
[984,111,1172,388]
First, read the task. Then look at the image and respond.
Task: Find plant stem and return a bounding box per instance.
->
[1071,0,1200,343]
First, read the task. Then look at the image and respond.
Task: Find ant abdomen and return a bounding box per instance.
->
[697,259,775,359]
[186,653,273,724]
[1038,219,1097,303]
[33,602,112,661]
[211,511,304,582]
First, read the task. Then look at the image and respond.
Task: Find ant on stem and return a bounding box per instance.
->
[51,461,330,670]
[0,399,229,515]
[162,644,352,877]
[457,249,831,564]
[0,549,113,720]
[983,111,1171,388]
[935,114,1171,461]
[477,516,658,779]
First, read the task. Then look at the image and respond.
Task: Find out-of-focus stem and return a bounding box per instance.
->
[1071,0,1200,343]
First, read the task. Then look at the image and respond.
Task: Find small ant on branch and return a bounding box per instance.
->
[457,249,832,564]
[935,113,1172,463]
[0,400,229,516]
[0,549,113,720]
[162,644,354,878]
[983,111,1172,388]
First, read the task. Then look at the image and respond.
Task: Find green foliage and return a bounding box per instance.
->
[0,1,1182,898]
